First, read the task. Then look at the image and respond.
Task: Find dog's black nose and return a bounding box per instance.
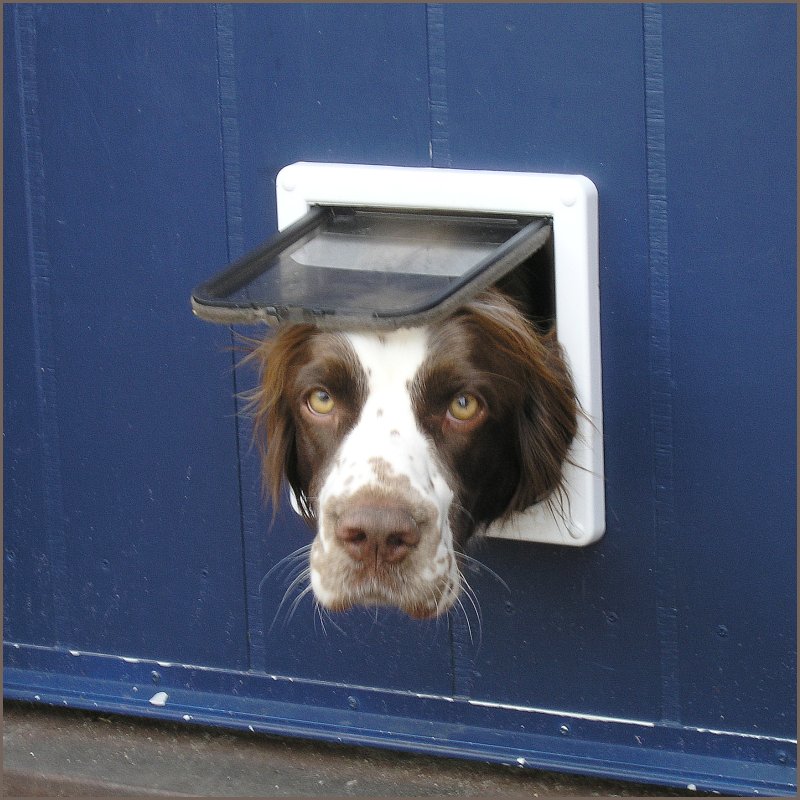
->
[335,504,421,565]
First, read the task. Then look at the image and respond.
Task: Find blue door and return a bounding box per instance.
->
[4,4,796,794]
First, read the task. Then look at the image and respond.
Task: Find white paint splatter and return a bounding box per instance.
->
[148,691,168,706]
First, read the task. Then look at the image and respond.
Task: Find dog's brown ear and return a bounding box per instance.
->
[247,325,316,516]
[462,290,578,515]
[510,327,578,513]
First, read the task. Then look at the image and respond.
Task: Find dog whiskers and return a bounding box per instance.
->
[456,552,511,595]
[313,601,328,637]
[267,567,312,635]
[450,572,483,650]
[318,603,346,636]
[285,582,315,627]
[258,544,313,595]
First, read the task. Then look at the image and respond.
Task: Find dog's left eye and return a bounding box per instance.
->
[448,393,480,422]
[307,389,335,415]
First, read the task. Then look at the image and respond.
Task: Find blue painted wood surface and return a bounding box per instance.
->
[4,3,249,668]
[4,3,796,794]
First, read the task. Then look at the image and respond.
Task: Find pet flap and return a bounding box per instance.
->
[191,205,551,330]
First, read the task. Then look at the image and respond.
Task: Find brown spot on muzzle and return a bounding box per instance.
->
[368,456,411,488]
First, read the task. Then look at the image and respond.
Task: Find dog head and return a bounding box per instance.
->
[249,290,577,618]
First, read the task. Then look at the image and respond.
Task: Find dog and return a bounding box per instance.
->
[248,288,577,619]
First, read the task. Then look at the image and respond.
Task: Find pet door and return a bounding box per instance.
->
[191,162,604,547]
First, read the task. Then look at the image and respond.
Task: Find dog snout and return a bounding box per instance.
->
[335,503,421,565]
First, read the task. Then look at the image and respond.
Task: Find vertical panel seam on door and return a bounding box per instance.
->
[426,4,452,169]
[426,3,474,697]
[214,3,261,670]
[13,4,69,644]
[643,3,681,725]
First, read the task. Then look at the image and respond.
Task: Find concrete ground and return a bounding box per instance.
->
[3,701,706,797]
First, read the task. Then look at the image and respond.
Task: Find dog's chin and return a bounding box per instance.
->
[309,561,460,619]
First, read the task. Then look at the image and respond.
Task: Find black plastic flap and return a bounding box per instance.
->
[191,205,551,330]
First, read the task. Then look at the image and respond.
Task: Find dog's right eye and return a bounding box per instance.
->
[448,393,480,421]
[307,389,335,415]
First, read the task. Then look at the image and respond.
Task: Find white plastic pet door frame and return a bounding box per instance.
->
[275,162,604,546]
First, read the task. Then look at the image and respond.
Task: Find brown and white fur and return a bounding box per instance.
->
[248,289,577,619]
